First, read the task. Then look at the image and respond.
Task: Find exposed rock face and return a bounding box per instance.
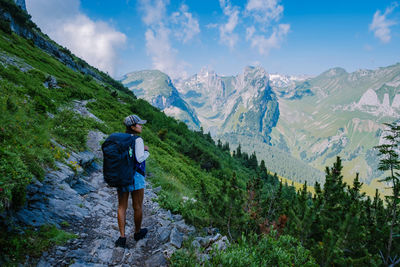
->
[175,66,280,141]
[14,0,26,12]
[358,89,380,106]
[352,88,400,116]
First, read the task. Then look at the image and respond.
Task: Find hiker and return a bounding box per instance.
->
[115,114,149,248]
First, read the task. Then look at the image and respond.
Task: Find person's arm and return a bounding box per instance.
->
[135,137,150,163]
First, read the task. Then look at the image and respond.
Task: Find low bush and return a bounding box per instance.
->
[0,224,76,265]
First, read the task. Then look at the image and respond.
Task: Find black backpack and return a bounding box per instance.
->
[101,133,139,187]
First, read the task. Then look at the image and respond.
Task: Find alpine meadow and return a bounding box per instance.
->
[1,0,400,266]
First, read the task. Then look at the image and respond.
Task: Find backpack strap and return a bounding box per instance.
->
[130,135,146,177]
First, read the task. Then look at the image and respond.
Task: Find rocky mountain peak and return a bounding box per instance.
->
[198,67,216,78]
[243,65,268,80]
[322,67,348,77]
[235,66,270,97]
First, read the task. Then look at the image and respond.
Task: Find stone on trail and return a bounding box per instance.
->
[170,227,183,248]
[145,252,167,267]
[157,226,171,243]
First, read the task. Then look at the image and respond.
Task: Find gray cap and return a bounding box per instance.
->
[124,114,147,127]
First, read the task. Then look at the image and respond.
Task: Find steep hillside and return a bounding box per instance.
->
[120,70,200,130]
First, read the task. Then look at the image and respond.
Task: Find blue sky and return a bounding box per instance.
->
[26,0,400,79]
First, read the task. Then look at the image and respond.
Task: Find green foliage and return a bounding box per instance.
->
[0,224,76,265]
[170,233,317,267]
[374,122,400,266]
[0,0,37,30]
[50,109,105,152]
[0,18,11,34]
[0,79,55,210]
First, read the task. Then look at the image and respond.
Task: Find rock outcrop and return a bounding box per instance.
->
[14,0,26,12]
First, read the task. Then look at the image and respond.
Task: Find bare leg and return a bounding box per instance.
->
[117,191,129,237]
[131,189,144,233]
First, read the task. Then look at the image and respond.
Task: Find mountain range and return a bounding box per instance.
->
[121,63,400,193]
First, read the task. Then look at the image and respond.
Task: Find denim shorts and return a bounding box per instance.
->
[117,172,145,192]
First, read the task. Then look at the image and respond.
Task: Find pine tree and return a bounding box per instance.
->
[222,141,230,152]
[374,122,400,266]
[321,157,347,230]
[259,159,268,180]
[315,157,349,265]
[248,152,258,170]
[217,139,222,149]
[287,182,315,246]
[340,174,370,263]
[226,171,245,240]
[236,144,242,158]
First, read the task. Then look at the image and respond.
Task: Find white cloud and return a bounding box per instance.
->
[245,0,289,54]
[139,0,168,25]
[145,26,189,78]
[216,0,289,54]
[26,0,126,76]
[369,2,398,43]
[249,24,290,55]
[246,0,284,24]
[171,4,200,43]
[219,0,240,48]
[139,0,199,79]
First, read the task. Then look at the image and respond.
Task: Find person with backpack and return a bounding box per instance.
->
[103,114,150,248]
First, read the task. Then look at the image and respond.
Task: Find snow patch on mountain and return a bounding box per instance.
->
[269,74,309,88]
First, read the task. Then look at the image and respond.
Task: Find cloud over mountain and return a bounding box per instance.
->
[139,0,199,79]
[217,0,290,55]
[26,0,126,76]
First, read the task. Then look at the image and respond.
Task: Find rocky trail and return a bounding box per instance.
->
[8,127,228,267]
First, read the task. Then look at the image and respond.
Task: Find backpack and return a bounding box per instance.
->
[101,133,139,187]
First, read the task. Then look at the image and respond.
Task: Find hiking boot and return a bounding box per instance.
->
[115,236,127,248]
[134,228,148,241]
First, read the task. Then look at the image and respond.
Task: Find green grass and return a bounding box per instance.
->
[0,224,77,266]
[170,233,317,267]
